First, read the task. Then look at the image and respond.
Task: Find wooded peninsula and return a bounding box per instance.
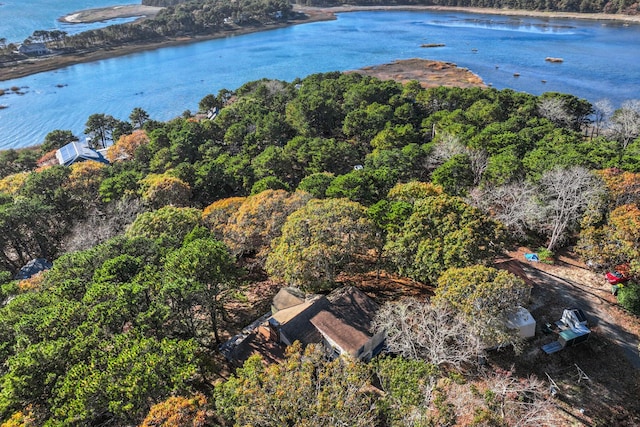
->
[1,0,640,81]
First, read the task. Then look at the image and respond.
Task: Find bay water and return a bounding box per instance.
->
[1,10,639,149]
[0,0,138,44]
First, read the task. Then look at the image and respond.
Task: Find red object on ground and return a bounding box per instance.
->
[605,271,629,285]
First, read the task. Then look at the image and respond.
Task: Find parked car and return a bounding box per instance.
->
[605,271,628,285]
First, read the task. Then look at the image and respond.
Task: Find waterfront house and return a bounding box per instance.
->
[17,43,48,56]
[55,141,109,167]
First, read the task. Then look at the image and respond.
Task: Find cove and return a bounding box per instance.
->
[1,10,639,149]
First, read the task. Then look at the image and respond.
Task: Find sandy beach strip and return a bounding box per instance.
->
[60,5,164,23]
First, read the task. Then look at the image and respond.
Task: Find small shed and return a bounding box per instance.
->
[506,306,536,339]
[558,324,590,347]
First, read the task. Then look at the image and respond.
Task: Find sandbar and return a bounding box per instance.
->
[60,5,164,23]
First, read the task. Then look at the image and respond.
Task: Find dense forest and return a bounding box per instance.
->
[0,72,640,425]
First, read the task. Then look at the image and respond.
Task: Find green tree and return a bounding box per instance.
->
[85,113,118,149]
[126,206,202,249]
[50,333,198,426]
[374,356,440,425]
[41,130,78,153]
[129,107,150,130]
[266,198,377,291]
[250,176,289,195]
[431,153,475,196]
[385,194,505,283]
[296,172,334,198]
[163,238,237,345]
[617,283,640,315]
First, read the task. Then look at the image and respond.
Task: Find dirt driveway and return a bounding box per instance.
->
[498,249,640,425]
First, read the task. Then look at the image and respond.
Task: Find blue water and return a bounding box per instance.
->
[0,0,138,43]
[0,10,639,149]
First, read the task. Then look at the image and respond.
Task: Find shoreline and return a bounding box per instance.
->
[1,5,639,82]
[0,7,336,82]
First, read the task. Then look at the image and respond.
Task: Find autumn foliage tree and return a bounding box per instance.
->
[126,206,202,248]
[222,189,311,260]
[139,394,208,427]
[139,173,192,209]
[0,172,28,195]
[64,160,108,206]
[202,196,246,240]
[578,203,640,273]
[106,130,150,163]
[214,345,377,427]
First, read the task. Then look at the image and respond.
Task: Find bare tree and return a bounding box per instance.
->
[426,133,467,170]
[427,133,487,184]
[469,181,541,239]
[62,198,145,252]
[537,96,573,128]
[448,368,562,427]
[608,99,640,162]
[371,298,480,368]
[592,98,614,138]
[539,166,604,251]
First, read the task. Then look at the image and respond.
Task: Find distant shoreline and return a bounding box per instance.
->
[1,5,639,82]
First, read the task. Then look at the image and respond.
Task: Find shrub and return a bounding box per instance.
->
[617,283,640,315]
[536,247,555,264]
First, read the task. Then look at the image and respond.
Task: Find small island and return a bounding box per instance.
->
[350,58,485,88]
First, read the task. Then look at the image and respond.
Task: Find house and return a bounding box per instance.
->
[310,286,385,361]
[266,294,329,346]
[55,141,109,167]
[222,286,385,364]
[17,43,48,56]
[14,258,52,280]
